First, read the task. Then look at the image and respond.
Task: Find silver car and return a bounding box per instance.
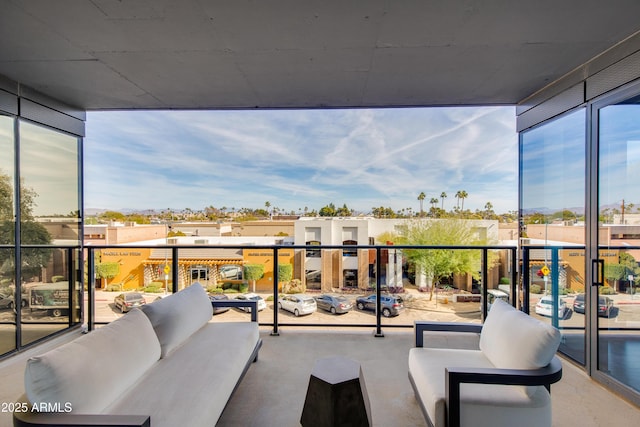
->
[278,294,317,317]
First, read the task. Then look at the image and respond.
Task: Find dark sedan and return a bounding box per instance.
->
[355,294,404,317]
[573,294,614,317]
[209,293,231,315]
[314,294,353,314]
[113,292,146,313]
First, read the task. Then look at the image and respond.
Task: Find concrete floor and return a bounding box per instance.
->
[1,327,640,427]
[218,327,640,427]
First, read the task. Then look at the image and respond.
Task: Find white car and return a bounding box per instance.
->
[535,295,566,318]
[278,294,317,317]
[235,293,267,312]
[219,265,242,279]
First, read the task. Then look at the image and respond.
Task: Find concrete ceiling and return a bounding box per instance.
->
[2,0,640,111]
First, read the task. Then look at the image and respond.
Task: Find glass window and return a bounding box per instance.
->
[19,121,80,244]
[0,115,16,355]
[520,107,586,364]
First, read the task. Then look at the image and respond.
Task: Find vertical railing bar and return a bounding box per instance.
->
[88,247,95,331]
[522,247,530,314]
[551,247,560,329]
[482,248,488,321]
[375,247,384,337]
[272,247,279,336]
[67,248,73,327]
[171,247,178,293]
[510,247,518,308]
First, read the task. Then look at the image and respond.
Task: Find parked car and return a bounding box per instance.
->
[0,291,28,310]
[355,294,404,317]
[209,293,231,315]
[314,294,353,314]
[572,293,614,317]
[535,295,566,318]
[219,265,242,279]
[278,294,317,316]
[235,293,267,312]
[482,289,509,312]
[113,292,146,313]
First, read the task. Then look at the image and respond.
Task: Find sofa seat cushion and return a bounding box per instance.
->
[408,347,551,427]
[24,309,161,413]
[104,321,260,427]
[141,283,214,357]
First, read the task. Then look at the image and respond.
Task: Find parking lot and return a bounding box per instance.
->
[3,289,640,330]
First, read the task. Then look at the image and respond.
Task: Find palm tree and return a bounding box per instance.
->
[455,191,463,210]
[429,198,439,209]
[418,192,426,216]
[459,190,468,211]
[440,192,447,210]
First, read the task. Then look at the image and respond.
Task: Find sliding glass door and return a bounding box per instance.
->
[594,88,640,396]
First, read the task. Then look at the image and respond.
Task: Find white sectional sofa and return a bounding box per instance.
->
[13,283,262,427]
[408,298,563,427]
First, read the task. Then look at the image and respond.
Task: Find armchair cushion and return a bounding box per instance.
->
[480,298,561,370]
[408,348,552,427]
[141,283,213,357]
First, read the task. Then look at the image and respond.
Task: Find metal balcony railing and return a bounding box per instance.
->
[81,244,518,336]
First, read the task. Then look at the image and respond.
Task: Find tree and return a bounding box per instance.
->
[429,198,439,211]
[440,192,447,210]
[396,219,494,300]
[418,192,426,216]
[0,221,53,278]
[483,202,495,219]
[244,264,265,293]
[95,261,121,288]
[456,190,468,211]
[277,263,293,290]
[335,204,352,216]
[319,203,337,217]
[0,171,53,280]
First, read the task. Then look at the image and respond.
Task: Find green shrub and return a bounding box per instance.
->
[52,275,65,283]
[530,284,542,294]
[104,283,123,292]
[282,279,305,294]
[499,277,510,284]
[207,285,223,294]
[224,288,239,294]
[222,282,234,290]
[143,285,163,293]
[600,286,615,295]
[149,281,164,288]
[239,283,249,293]
[265,295,274,301]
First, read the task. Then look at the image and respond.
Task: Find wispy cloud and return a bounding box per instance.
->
[85,107,518,213]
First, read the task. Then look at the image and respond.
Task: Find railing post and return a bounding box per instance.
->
[87,247,95,331]
[510,247,518,307]
[522,247,530,314]
[272,247,280,336]
[375,247,384,337]
[551,247,560,329]
[481,248,488,321]
[171,247,179,293]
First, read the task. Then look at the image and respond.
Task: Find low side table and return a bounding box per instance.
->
[300,356,372,427]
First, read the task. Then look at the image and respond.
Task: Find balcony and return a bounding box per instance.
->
[2,242,640,425]
[1,325,639,426]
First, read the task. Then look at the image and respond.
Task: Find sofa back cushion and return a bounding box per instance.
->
[141,283,213,357]
[479,298,561,370]
[24,308,161,413]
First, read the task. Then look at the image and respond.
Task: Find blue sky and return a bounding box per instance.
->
[84,107,518,215]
